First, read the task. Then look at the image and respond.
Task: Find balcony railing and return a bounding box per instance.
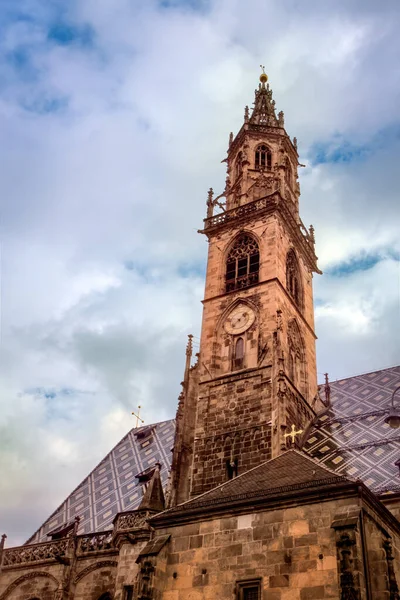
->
[2,539,69,567]
[76,531,113,554]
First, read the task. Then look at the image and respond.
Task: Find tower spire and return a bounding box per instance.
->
[250,72,279,127]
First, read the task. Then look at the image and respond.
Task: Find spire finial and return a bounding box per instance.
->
[259,64,268,84]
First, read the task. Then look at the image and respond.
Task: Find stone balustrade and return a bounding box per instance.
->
[2,539,69,567]
[76,531,113,554]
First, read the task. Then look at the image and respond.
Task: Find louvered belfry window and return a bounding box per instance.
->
[226,234,260,292]
[255,144,272,170]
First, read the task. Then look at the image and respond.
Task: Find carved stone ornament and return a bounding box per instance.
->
[77,531,113,554]
[383,539,400,600]
[137,558,155,600]
[114,511,150,532]
[2,539,69,567]
[337,533,359,600]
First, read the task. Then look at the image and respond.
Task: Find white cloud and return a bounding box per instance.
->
[0,0,399,544]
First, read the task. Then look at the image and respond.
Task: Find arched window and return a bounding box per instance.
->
[255,145,272,170]
[235,152,243,180]
[233,337,244,370]
[286,249,302,309]
[226,234,260,292]
[287,319,307,395]
[285,157,292,188]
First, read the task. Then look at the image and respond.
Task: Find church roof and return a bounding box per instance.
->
[153,450,349,521]
[27,419,175,544]
[27,365,400,544]
[304,365,400,495]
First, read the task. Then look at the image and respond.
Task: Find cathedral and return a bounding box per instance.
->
[1,73,400,600]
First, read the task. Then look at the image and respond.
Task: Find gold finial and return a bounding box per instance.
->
[259,64,268,83]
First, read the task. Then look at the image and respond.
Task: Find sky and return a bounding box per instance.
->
[0,0,399,545]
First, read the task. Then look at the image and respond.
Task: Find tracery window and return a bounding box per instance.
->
[226,234,260,292]
[255,145,272,170]
[235,152,243,180]
[286,249,302,309]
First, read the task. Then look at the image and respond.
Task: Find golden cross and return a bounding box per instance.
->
[131,405,144,428]
[284,424,303,444]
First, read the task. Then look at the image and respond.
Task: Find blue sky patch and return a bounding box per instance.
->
[310,125,400,166]
[48,22,94,47]
[325,250,399,277]
[22,95,68,115]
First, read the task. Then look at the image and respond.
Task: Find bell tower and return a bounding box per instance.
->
[169,71,322,506]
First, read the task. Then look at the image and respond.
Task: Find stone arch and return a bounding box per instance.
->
[0,573,59,600]
[74,561,118,584]
[287,319,307,396]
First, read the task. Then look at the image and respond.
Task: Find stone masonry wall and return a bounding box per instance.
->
[154,498,364,600]
[191,367,272,496]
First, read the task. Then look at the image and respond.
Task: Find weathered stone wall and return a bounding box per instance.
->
[0,567,61,600]
[153,499,362,600]
[191,366,272,496]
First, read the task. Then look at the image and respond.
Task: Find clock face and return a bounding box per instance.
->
[224,305,255,335]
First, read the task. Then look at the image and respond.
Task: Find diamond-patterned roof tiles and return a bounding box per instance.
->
[27,420,176,544]
[28,365,400,544]
[304,366,400,494]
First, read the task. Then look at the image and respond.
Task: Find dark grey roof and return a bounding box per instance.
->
[156,450,349,518]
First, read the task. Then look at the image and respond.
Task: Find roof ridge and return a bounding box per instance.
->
[323,364,400,385]
[161,449,352,517]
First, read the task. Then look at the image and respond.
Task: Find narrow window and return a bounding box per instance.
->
[285,157,292,188]
[235,152,243,180]
[286,249,302,309]
[225,234,260,292]
[124,587,133,600]
[233,337,244,370]
[226,458,238,480]
[237,580,261,600]
[255,145,272,170]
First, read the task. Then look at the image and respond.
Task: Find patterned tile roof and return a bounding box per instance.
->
[27,419,175,544]
[304,365,400,494]
[28,365,400,543]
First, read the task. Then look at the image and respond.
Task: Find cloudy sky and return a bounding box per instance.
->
[1,0,399,545]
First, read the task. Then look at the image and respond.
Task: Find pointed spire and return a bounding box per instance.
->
[138,463,165,513]
[249,70,280,127]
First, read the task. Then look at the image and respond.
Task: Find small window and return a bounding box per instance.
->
[233,337,244,370]
[285,157,292,188]
[226,458,238,480]
[255,145,272,170]
[235,152,243,180]
[237,579,261,600]
[124,586,133,600]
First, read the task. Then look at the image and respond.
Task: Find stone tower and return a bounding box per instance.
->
[169,72,322,506]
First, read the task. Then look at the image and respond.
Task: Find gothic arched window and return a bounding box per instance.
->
[285,157,292,188]
[225,234,260,292]
[255,145,272,170]
[233,337,244,370]
[287,319,307,396]
[286,249,302,309]
[235,152,243,180]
